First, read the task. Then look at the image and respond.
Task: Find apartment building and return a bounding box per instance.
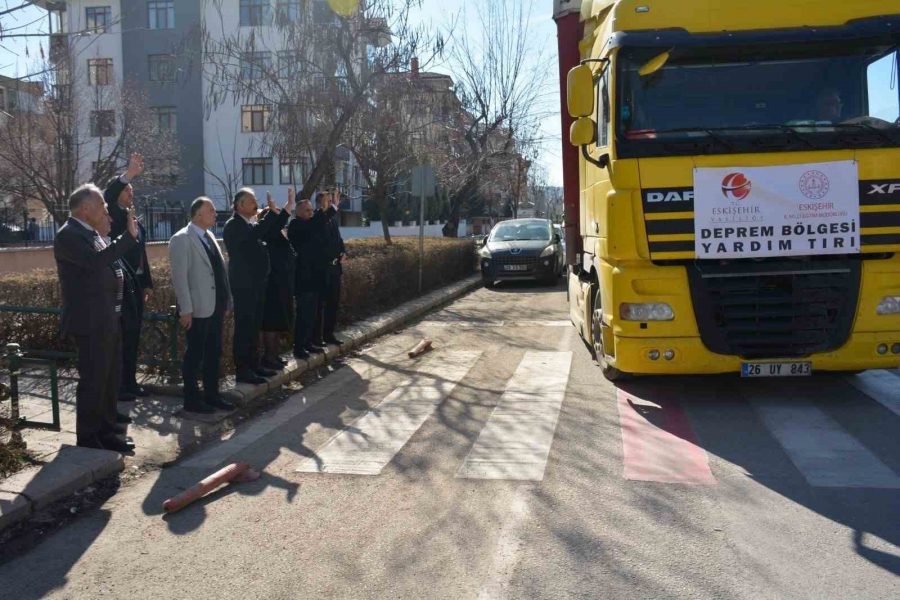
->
[38,0,373,215]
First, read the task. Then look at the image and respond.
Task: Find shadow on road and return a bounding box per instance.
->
[618,374,900,577]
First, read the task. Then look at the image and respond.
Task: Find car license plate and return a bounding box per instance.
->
[503,264,528,271]
[741,362,812,377]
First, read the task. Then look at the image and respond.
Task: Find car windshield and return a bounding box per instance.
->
[490,222,551,242]
[617,39,900,156]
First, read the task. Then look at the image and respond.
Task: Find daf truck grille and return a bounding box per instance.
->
[686,260,861,359]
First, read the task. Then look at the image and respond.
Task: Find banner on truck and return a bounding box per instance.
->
[693,161,860,259]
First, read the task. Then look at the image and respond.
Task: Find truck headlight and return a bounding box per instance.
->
[620,303,675,321]
[876,296,900,315]
[540,244,557,257]
[479,247,492,259]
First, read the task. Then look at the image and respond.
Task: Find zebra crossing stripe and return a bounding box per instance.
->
[457,351,572,481]
[753,398,900,489]
[846,370,900,418]
[295,351,481,475]
[617,389,716,485]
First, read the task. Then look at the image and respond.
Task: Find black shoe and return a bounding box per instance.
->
[305,345,325,354]
[293,349,310,359]
[255,367,278,377]
[236,371,266,385]
[206,397,235,411]
[113,423,127,434]
[116,412,133,424]
[118,391,136,402]
[129,385,150,397]
[99,434,135,453]
[260,359,283,371]
[184,400,215,414]
[323,335,342,345]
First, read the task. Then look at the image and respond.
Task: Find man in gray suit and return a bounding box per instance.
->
[169,197,233,413]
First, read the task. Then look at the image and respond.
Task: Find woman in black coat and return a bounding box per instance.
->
[260,209,296,369]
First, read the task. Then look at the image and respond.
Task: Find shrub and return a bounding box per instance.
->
[0,237,475,377]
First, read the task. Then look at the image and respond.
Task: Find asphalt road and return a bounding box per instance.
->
[2,280,898,599]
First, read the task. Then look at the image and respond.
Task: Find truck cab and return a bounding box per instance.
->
[557,0,900,379]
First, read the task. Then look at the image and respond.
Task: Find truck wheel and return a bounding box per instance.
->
[591,287,626,381]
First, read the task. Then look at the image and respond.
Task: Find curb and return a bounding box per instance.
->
[0,274,481,534]
[0,446,124,529]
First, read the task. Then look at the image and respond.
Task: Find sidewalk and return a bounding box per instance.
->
[0,274,481,533]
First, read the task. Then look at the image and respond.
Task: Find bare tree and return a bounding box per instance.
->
[432,0,550,237]
[201,0,440,202]
[346,72,432,243]
[0,47,179,224]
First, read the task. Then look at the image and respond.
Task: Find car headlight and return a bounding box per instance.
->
[620,302,675,321]
[540,244,557,257]
[876,296,900,315]
[478,246,492,259]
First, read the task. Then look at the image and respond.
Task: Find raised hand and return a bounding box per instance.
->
[126,211,139,239]
[266,191,280,214]
[126,152,144,179]
[285,186,296,214]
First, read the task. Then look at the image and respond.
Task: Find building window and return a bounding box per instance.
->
[240,52,272,81]
[241,105,270,133]
[279,157,307,185]
[152,106,177,134]
[243,158,273,185]
[276,0,303,23]
[87,58,113,86]
[240,0,272,26]
[85,6,112,32]
[148,1,175,30]
[148,54,176,82]
[90,110,115,137]
[277,51,296,79]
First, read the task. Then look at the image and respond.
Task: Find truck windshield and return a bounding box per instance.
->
[617,40,900,157]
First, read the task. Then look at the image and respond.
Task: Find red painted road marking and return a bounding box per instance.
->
[617,389,716,485]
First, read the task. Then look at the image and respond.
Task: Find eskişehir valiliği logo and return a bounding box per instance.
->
[721,172,752,201]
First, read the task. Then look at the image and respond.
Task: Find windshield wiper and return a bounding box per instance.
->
[655,125,816,149]
[828,123,899,144]
[650,127,736,150]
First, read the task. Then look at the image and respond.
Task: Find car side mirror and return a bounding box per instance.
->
[553,233,561,244]
[480,235,488,246]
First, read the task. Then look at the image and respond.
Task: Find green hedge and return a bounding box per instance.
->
[0,237,475,377]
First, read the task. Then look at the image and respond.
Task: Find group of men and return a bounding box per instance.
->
[54,153,345,452]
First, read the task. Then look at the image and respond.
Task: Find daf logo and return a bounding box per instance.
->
[646,190,694,203]
[510,248,522,255]
[868,183,900,195]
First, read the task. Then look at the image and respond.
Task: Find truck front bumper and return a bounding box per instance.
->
[609,331,900,375]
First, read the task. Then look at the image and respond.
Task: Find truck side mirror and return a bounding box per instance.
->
[570,117,596,146]
[567,64,595,118]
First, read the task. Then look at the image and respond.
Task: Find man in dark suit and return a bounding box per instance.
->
[105,153,153,401]
[316,189,345,346]
[288,198,327,359]
[54,184,138,453]
[170,197,233,413]
[223,187,293,384]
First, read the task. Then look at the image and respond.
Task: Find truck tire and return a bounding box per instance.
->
[591,287,627,381]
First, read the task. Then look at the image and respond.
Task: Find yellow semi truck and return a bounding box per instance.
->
[554,0,900,379]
